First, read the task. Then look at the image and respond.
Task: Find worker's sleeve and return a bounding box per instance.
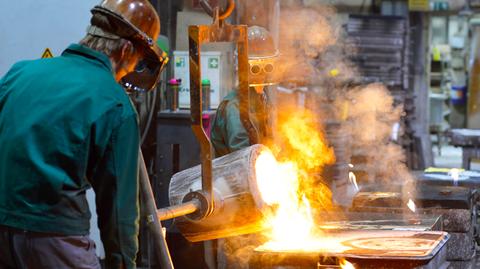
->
[224,101,251,152]
[0,61,26,96]
[0,74,6,88]
[90,114,140,269]
[0,76,6,98]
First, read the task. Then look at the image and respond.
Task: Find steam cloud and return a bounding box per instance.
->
[220,2,415,267]
[275,2,413,199]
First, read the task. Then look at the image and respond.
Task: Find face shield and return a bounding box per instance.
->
[248,54,279,88]
[247,26,279,90]
[90,3,169,92]
[122,41,169,93]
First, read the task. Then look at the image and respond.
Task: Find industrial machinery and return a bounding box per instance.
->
[139,0,257,267]
[141,2,454,269]
[351,173,478,268]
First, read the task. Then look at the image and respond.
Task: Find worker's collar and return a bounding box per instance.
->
[62,44,112,71]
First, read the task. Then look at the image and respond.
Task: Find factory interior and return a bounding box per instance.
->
[5,0,480,268]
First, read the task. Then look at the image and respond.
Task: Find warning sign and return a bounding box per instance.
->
[41,48,53,58]
[409,0,430,11]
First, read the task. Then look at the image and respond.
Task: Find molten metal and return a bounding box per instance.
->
[256,109,336,252]
[340,259,355,269]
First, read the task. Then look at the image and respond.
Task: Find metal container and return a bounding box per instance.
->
[167,78,180,111]
[168,144,273,242]
[250,230,450,269]
[201,79,211,111]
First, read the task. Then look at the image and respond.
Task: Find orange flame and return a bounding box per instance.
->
[279,110,335,170]
[255,109,336,252]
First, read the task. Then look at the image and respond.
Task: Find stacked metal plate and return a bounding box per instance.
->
[250,230,450,269]
[351,181,477,268]
[346,15,416,169]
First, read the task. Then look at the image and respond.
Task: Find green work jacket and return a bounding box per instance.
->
[211,89,268,157]
[0,44,139,268]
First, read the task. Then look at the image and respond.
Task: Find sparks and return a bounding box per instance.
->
[407,199,416,213]
[449,168,461,186]
[349,171,359,192]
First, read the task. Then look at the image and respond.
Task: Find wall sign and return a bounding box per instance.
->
[408,0,430,11]
[41,48,53,58]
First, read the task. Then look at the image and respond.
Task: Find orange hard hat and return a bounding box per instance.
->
[90,0,169,91]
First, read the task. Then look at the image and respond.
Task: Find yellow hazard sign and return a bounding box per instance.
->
[41,48,53,58]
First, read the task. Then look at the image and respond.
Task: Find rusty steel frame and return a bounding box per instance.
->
[188,2,254,218]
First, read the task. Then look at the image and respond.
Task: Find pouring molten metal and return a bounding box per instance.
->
[255,110,337,252]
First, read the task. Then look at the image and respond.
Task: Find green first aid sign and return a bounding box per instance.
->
[176,57,185,68]
[208,57,219,69]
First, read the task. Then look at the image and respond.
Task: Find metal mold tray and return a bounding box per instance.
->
[250,230,450,269]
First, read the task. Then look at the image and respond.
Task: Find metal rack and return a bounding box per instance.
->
[346,15,417,170]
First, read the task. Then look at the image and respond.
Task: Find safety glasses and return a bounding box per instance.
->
[250,63,275,75]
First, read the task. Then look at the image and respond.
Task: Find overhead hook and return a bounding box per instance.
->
[200,0,235,21]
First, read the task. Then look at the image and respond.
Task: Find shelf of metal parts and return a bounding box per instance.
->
[358,79,403,87]
[354,50,404,58]
[347,28,406,34]
[347,23,406,32]
[358,76,404,85]
[346,28,406,36]
[356,69,404,76]
[361,69,405,77]
[348,15,406,25]
[358,72,403,80]
[347,17,406,25]
[348,36,405,46]
[348,44,406,53]
[358,76,403,84]
[354,61,405,69]
[347,32,407,39]
[348,43,406,52]
[352,53,403,63]
[347,16,406,28]
[356,65,405,74]
[249,230,449,269]
[347,76,403,86]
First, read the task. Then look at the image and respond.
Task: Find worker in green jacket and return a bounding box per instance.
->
[211,25,279,158]
[0,1,167,268]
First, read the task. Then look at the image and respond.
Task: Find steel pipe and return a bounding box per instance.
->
[157,200,201,221]
[139,151,174,269]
